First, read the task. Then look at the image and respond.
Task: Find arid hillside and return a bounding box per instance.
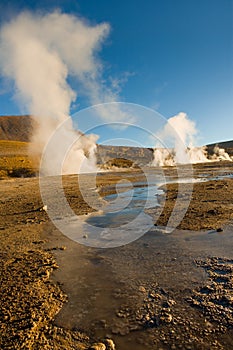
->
[0,115,154,167]
[0,115,232,168]
[207,140,233,157]
[0,140,36,178]
[0,115,34,142]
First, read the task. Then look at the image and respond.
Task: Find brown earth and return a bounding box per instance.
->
[156,178,233,231]
[0,174,117,350]
[0,140,37,179]
[0,170,148,350]
[0,136,233,349]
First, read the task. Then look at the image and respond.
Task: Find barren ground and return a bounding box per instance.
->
[0,161,233,349]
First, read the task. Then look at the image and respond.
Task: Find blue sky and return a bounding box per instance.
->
[0,0,232,145]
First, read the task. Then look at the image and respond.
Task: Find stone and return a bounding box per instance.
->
[89,343,106,350]
[138,286,146,293]
[104,338,116,350]
[160,313,173,323]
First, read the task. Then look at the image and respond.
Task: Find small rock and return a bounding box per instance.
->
[138,286,146,293]
[149,291,160,299]
[116,311,125,318]
[83,234,88,239]
[104,338,116,350]
[168,299,176,306]
[216,227,223,232]
[89,343,106,350]
[147,319,156,327]
[160,313,173,323]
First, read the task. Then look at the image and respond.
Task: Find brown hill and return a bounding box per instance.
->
[207,140,233,149]
[0,115,154,166]
[97,144,154,166]
[0,115,232,161]
[0,115,33,142]
[206,140,233,157]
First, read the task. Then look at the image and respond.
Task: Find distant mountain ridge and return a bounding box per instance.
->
[0,115,33,142]
[206,140,233,157]
[207,140,233,149]
[0,115,232,161]
[96,144,154,166]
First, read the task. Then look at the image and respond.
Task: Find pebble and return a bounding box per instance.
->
[89,343,106,350]
[104,339,116,350]
[149,291,158,299]
[160,313,173,323]
[138,286,146,293]
[168,299,176,306]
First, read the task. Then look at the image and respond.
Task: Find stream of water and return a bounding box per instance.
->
[52,168,233,349]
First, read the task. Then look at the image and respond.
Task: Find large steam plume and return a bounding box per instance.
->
[0,11,128,174]
[152,112,232,166]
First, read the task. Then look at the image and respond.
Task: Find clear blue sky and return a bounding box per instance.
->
[0,0,232,145]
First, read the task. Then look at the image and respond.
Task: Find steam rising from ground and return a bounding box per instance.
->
[0,11,129,174]
[0,12,231,173]
[152,112,232,166]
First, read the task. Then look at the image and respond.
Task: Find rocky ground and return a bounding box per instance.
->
[156,177,233,231]
[0,162,233,349]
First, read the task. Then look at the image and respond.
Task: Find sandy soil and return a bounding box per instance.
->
[0,163,233,349]
[155,178,233,231]
[0,172,145,350]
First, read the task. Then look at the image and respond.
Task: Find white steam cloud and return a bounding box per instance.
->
[152,112,232,166]
[211,146,232,162]
[0,11,131,174]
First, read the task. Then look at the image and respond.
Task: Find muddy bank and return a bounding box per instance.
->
[0,171,147,349]
[0,174,121,350]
